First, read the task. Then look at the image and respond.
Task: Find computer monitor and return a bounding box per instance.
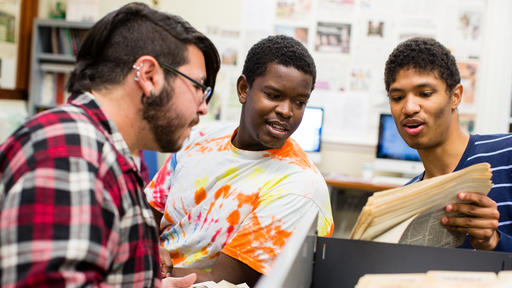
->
[374,113,424,177]
[291,106,324,164]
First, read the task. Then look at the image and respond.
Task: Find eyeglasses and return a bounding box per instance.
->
[160,63,212,104]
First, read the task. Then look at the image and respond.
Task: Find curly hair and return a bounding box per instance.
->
[242,35,316,90]
[384,37,460,93]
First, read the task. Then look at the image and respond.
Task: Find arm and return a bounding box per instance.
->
[442,192,500,250]
[171,253,261,287]
[0,157,116,287]
[150,206,176,278]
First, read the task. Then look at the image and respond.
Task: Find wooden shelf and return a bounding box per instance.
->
[39,53,76,63]
[28,18,92,115]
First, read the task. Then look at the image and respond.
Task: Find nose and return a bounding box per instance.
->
[402,94,420,116]
[197,98,208,115]
[275,100,293,119]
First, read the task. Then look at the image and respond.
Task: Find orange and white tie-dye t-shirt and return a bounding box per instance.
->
[145,122,333,274]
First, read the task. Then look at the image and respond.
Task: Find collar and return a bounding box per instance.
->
[69,92,139,174]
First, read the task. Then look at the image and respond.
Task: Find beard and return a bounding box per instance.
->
[142,82,198,152]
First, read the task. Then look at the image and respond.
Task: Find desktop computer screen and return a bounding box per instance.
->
[291,106,324,152]
[291,106,324,164]
[374,113,423,177]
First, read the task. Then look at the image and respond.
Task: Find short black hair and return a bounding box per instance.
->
[68,2,220,97]
[384,37,460,93]
[242,35,316,90]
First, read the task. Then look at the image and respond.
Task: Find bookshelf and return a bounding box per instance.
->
[28,18,92,115]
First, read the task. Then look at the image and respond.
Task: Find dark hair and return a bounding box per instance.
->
[242,35,316,90]
[67,2,220,96]
[384,37,460,93]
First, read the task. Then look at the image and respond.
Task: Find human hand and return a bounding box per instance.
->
[162,273,197,288]
[442,192,500,250]
[160,245,173,278]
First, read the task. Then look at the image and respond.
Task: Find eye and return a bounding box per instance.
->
[264,91,280,100]
[419,90,433,97]
[388,94,404,102]
[193,83,203,92]
[295,99,308,108]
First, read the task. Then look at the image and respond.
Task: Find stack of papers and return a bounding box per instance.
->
[350,163,493,247]
[355,270,512,288]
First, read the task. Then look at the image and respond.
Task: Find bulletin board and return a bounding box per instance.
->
[196,0,485,145]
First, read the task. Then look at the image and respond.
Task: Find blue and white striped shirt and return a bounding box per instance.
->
[408,134,512,252]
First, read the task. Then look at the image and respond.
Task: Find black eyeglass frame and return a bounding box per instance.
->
[160,62,212,104]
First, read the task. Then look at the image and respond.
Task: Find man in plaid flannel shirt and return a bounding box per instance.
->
[0,3,219,287]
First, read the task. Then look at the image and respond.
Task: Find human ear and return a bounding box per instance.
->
[133,56,165,99]
[450,83,463,110]
[237,75,249,104]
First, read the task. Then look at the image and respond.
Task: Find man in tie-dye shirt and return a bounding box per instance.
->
[145,35,333,286]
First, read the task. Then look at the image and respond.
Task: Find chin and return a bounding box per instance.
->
[404,140,423,150]
[264,139,287,150]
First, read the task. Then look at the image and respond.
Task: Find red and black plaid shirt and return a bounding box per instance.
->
[0,93,161,287]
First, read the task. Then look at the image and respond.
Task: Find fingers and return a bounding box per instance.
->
[443,224,500,250]
[162,273,197,288]
[445,203,500,219]
[456,192,497,208]
[160,245,173,266]
[159,245,173,278]
[445,192,499,219]
[161,264,173,279]
[442,203,499,235]
[442,216,499,230]
[442,192,501,250]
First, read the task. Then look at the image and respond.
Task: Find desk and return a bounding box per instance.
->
[324,176,398,192]
[324,175,399,238]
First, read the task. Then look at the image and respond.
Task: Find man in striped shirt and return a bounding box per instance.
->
[0,3,220,287]
[384,37,511,252]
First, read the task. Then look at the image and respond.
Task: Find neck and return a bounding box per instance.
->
[91,83,148,155]
[419,126,469,179]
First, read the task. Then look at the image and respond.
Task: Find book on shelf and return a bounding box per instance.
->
[39,72,70,107]
[41,26,88,56]
[349,162,492,247]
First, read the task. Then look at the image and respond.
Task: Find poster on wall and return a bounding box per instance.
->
[317,0,355,18]
[274,24,308,46]
[457,10,481,42]
[453,8,482,59]
[367,20,384,37]
[315,22,351,53]
[0,10,15,43]
[314,55,349,92]
[397,17,437,41]
[457,61,478,105]
[213,0,488,145]
[275,0,312,21]
[66,0,99,22]
[203,26,243,123]
[317,90,370,143]
[206,26,241,67]
[0,0,19,89]
[349,67,372,91]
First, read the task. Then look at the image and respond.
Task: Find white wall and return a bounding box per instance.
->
[37,0,512,177]
[474,0,512,133]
